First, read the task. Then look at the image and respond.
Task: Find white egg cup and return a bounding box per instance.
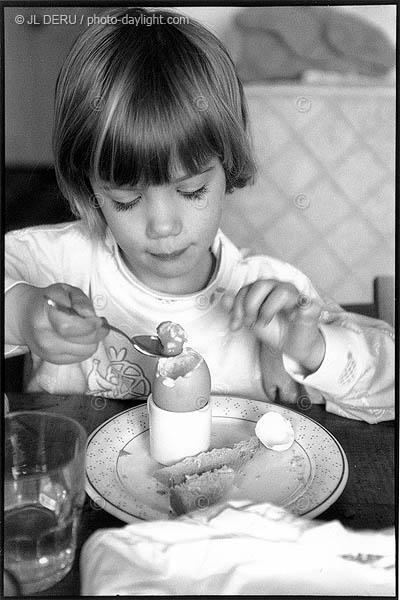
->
[147,393,212,466]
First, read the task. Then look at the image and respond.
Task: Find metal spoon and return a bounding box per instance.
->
[44,296,165,357]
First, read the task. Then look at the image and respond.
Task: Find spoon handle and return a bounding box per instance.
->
[44,295,158,356]
[103,321,133,344]
[45,296,117,334]
[45,296,111,328]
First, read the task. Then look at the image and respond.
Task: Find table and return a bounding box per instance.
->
[5,393,396,597]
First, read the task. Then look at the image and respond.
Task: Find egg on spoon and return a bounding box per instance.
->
[156,321,188,356]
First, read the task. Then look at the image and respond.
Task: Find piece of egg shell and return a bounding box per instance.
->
[152,347,211,412]
[255,411,295,452]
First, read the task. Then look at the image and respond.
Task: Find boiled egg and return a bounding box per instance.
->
[153,347,211,412]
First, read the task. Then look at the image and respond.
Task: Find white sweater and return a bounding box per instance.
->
[5,221,394,423]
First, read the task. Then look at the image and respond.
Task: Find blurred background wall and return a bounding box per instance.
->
[4,5,395,306]
[5,5,396,166]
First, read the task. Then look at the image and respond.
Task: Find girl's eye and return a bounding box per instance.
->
[112,197,141,212]
[180,185,208,201]
[110,185,208,211]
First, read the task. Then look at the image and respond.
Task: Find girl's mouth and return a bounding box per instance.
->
[149,247,189,261]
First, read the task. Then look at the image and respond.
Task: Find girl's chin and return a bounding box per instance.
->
[146,247,203,276]
[124,250,190,277]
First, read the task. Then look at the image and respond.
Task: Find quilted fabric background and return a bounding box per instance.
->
[221,84,395,304]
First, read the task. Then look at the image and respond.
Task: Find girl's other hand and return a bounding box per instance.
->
[19,283,108,364]
[222,280,326,373]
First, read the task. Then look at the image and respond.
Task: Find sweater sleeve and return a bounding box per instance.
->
[5,229,42,357]
[5,225,77,290]
[283,304,394,423]
[245,254,395,423]
[5,222,93,357]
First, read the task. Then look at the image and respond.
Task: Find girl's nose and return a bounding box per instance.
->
[146,194,182,239]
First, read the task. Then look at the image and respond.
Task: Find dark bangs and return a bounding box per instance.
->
[90,15,253,191]
[95,85,222,189]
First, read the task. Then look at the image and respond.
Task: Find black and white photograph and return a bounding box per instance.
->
[3,2,396,596]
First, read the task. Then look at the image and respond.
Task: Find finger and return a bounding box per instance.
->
[45,284,80,310]
[229,286,250,330]
[220,292,235,312]
[253,313,284,350]
[241,280,278,327]
[67,340,100,358]
[47,309,103,339]
[257,284,298,326]
[63,285,97,318]
[56,325,108,345]
[44,341,100,364]
[47,352,96,365]
[293,294,323,325]
[288,300,324,356]
[46,284,97,318]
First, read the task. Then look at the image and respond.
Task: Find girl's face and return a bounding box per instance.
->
[92,158,226,295]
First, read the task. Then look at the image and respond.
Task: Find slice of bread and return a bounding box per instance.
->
[154,435,260,487]
[170,466,236,516]
[154,436,260,487]
[154,437,261,515]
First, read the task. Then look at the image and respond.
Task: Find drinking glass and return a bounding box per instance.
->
[4,411,87,594]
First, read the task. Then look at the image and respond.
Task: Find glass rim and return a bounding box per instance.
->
[5,410,87,445]
[5,410,87,478]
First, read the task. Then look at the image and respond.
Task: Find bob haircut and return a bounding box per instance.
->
[53,6,256,236]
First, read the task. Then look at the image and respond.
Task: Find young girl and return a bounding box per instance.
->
[5,7,394,423]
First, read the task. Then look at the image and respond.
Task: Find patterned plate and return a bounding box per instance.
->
[85,396,348,523]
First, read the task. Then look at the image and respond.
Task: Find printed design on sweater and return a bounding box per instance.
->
[88,346,151,399]
[338,351,357,386]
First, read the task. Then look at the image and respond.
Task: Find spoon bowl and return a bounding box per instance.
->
[105,323,165,357]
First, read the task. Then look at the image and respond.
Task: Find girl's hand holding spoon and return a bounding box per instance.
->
[16,283,107,364]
